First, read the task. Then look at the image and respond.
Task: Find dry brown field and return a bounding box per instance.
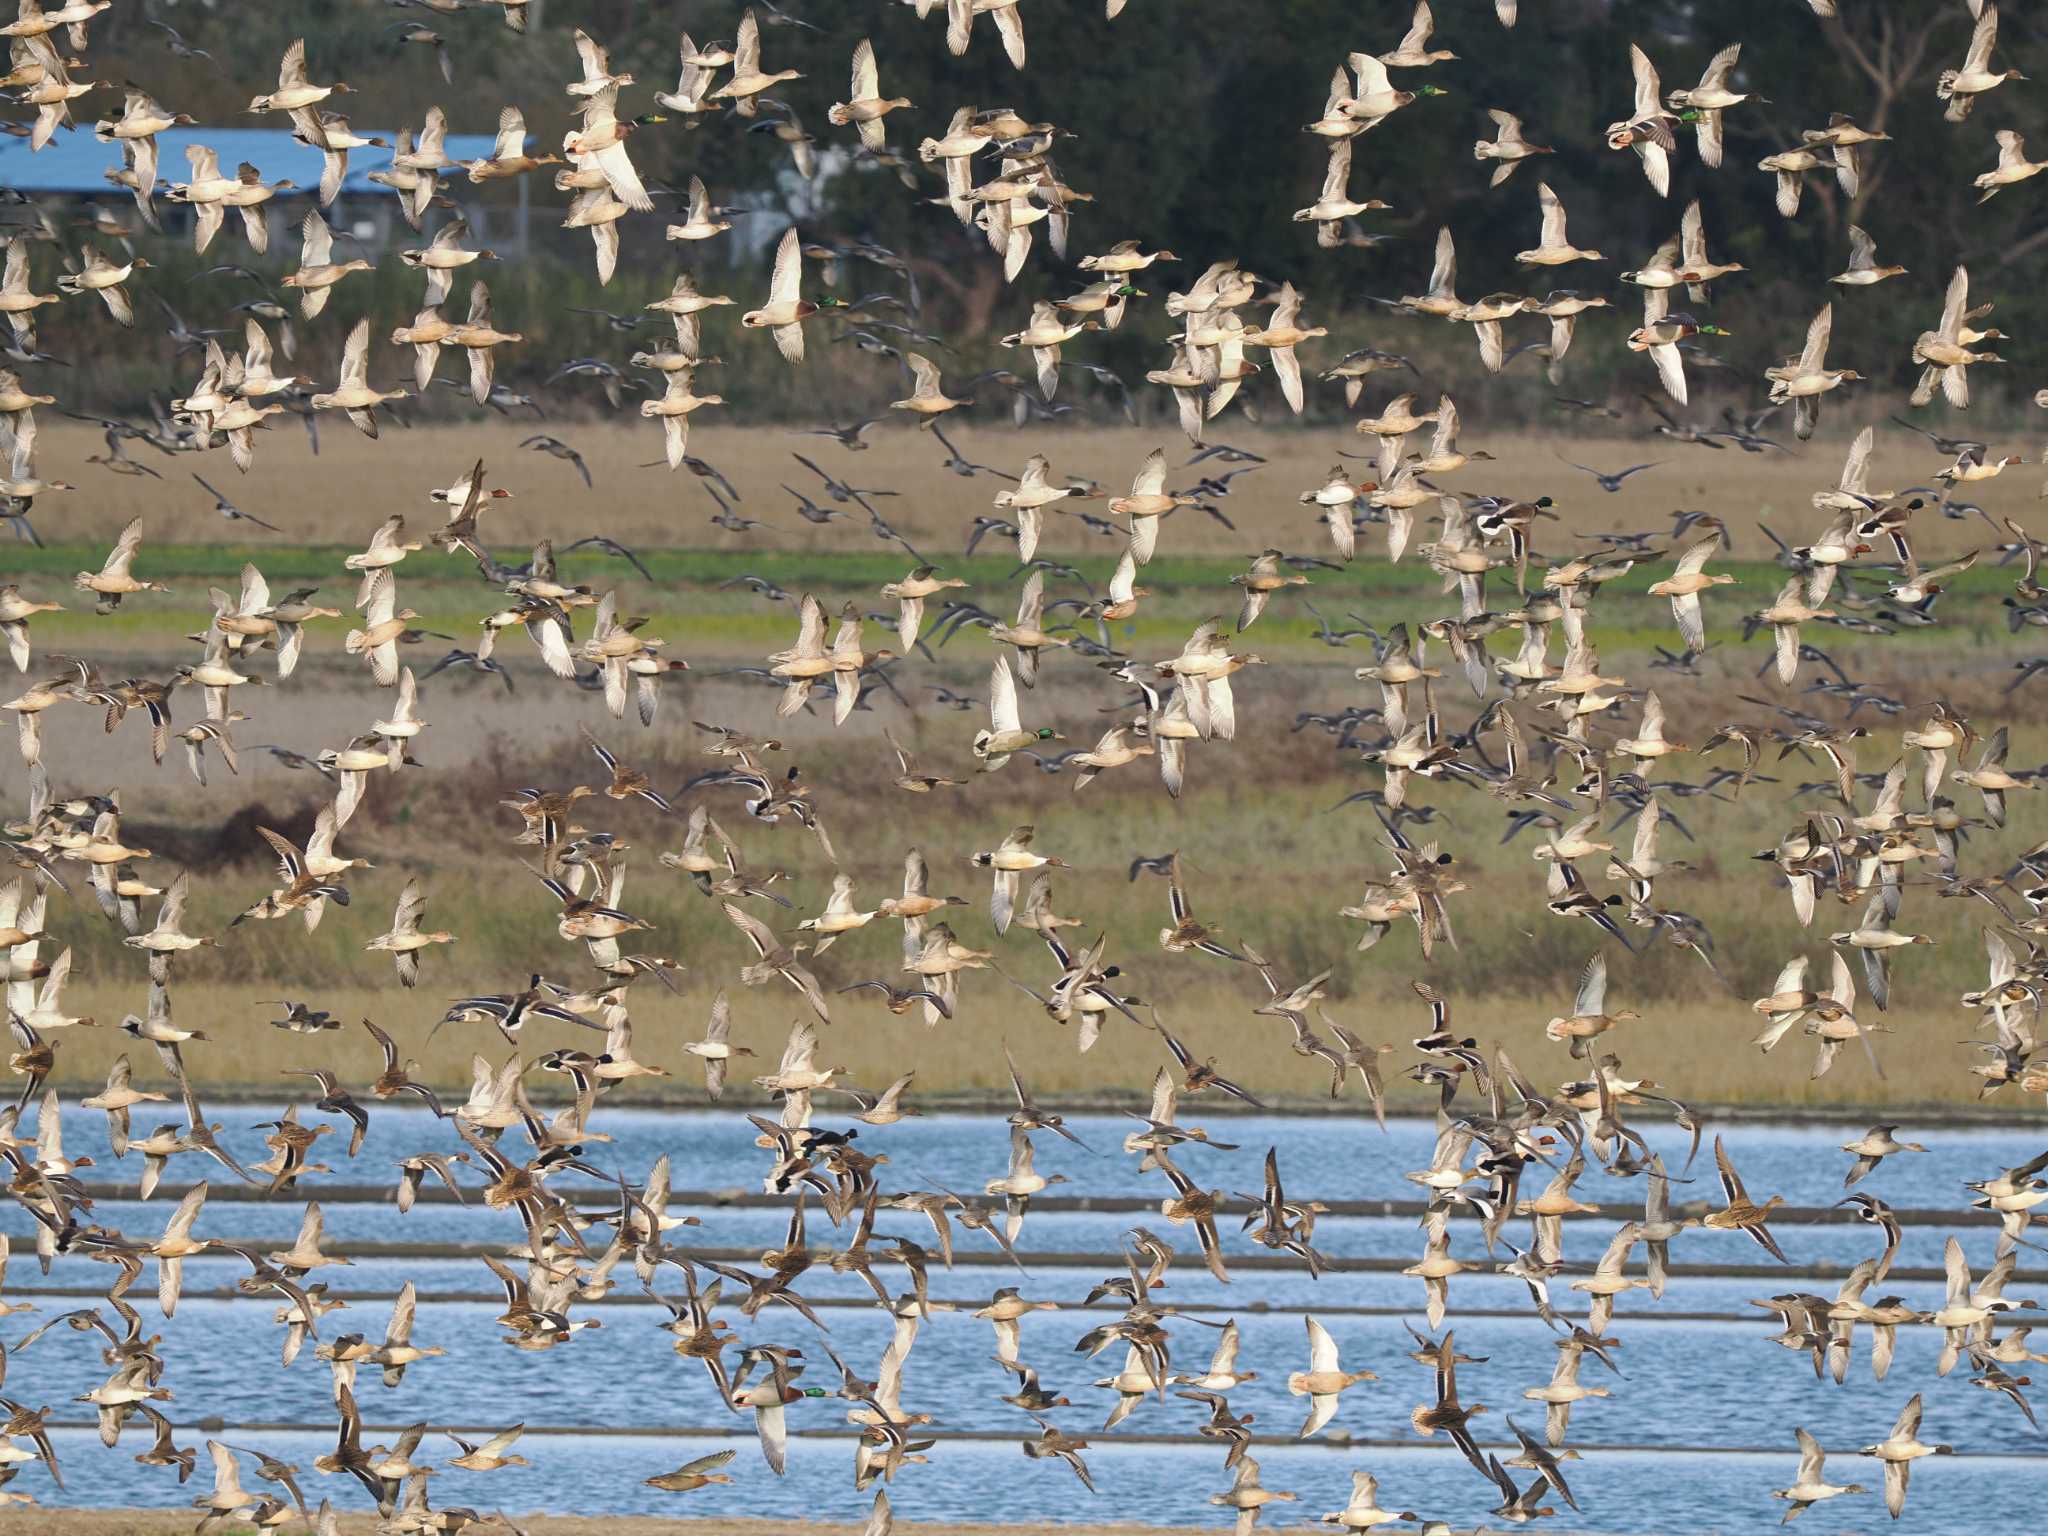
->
[21,417,2030,560]
[11,422,2046,1111]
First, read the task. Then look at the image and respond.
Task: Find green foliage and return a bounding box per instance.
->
[38,0,2045,425]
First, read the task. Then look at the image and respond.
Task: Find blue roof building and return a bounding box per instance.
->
[0,124,519,252]
[0,125,497,198]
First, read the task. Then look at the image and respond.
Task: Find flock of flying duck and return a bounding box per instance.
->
[3,0,2048,1532]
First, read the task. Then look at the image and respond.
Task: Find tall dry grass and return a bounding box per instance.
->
[43,697,2048,1111]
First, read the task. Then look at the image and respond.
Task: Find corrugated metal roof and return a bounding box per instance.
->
[0,126,498,196]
